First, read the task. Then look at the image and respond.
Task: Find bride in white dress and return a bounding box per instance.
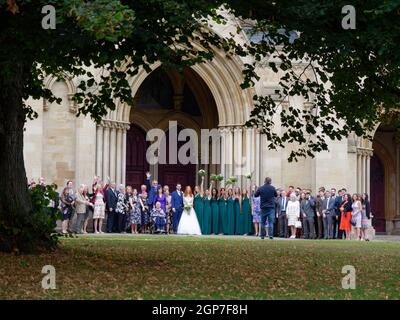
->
[177,186,202,235]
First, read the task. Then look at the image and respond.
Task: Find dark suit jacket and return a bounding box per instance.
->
[105,188,118,211]
[276,196,289,215]
[171,190,183,211]
[322,196,336,215]
[254,183,277,210]
[301,198,316,218]
[146,178,157,206]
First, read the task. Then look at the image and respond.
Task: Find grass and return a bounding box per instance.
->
[0,235,399,299]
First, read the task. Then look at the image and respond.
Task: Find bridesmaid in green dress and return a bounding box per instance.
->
[218,188,227,234]
[202,188,212,235]
[211,187,219,234]
[226,188,235,235]
[233,187,243,235]
[194,177,204,232]
[241,188,253,235]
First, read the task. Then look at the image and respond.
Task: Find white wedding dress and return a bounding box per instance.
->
[177,196,202,235]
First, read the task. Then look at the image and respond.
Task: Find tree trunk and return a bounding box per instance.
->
[0,62,38,253]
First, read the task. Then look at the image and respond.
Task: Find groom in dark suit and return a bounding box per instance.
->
[171,183,184,233]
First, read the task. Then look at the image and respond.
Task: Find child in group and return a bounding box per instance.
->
[151,201,166,233]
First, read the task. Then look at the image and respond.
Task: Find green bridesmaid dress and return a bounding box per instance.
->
[226,196,235,235]
[242,195,253,235]
[211,196,219,234]
[202,197,212,235]
[194,193,204,232]
[218,196,227,234]
[234,197,242,235]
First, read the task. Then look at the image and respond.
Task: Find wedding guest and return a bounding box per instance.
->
[361,193,371,241]
[139,192,150,233]
[241,188,253,235]
[211,186,220,235]
[287,192,300,238]
[335,189,345,239]
[301,191,316,239]
[339,194,352,240]
[202,187,212,235]
[75,184,93,234]
[115,185,128,233]
[277,190,289,238]
[165,187,172,234]
[171,183,183,234]
[92,183,107,234]
[352,193,362,240]
[129,188,142,234]
[150,201,166,233]
[233,187,242,235]
[153,185,167,213]
[82,185,93,234]
[251,185,261,237]
[194,177,205,232]
[218,188,227,235]
[315,190,325,239]
[145,172,158,210]
[105,182,118,233]
[60,180,75,234]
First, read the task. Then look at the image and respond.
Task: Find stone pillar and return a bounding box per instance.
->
[255,129,261,186]
[116,124,123,185]
[102,123,110,181]
[122,124,128,186]
[226,126,234,180]
[366,151,371,196]
[109,125,117,182]
[357,153,362,193]
[219,127,226,187]
[234,126,243,185]
[245,127,252,183]
[96,125,103,178]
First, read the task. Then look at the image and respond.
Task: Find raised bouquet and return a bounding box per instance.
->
[198,169,206,177]
[229,176,238,184]
[246,173,252,180]
[216,174,224,182]
[210,173,217,181]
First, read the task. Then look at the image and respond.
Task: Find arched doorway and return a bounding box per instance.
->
[126,66,219,190]
[370,154,385,232]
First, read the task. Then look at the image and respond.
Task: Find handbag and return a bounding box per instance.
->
[295,220,302,229]
[350,217,357,227]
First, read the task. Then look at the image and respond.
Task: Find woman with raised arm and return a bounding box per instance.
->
[218,188,227,235]
[226,188,235,235]
[233,187,242,235]
[241,188,253,235]
[194,177,204,232]
[211,184,220,235]
[202,183,212,235]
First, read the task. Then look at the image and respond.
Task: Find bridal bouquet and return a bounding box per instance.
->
[210,173,217,181]
[184,204,192,213]
[216,174,224,182]
[198,169,206,177]
[246,174,252,180]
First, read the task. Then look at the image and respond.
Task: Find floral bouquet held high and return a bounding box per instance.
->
[198,169,206,177]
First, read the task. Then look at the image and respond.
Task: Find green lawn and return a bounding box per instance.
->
[0,235,399,299]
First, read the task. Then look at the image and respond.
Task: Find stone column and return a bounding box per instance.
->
[102,123,110,181]
[116,124,123,185]
[219,127,226,187]
[245,127,252,181]
[122,124,128,186]
[357,150,362,193]
[255,129,261,185]
[96,124,103,178]
[366,151,371,196]
[234,126,243,185]
[226,126,234,180]
[109,124,117,182]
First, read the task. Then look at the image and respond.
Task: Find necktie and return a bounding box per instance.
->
[327,197,330,209]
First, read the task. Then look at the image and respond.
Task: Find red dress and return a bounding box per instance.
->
[339,204,352,231]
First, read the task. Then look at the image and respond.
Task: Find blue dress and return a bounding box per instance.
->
[153,194,167,212]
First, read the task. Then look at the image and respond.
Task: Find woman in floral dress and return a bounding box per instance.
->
[129,188,142,234]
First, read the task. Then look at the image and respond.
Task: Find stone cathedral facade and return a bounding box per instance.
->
[23,17,400,234]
